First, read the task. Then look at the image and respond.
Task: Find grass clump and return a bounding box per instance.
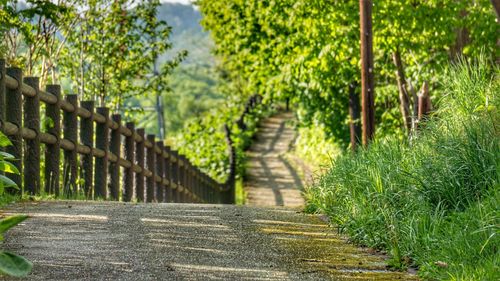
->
[305,57,499,280]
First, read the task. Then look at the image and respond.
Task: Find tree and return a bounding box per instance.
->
[197,0,498,145]
[59,0,184,109]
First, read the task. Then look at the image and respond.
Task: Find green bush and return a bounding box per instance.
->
[174,96,271,184]
[292,123,341,168]
[305,57,499,280]
[0,132,32,277]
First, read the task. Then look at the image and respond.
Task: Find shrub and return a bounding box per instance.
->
[305,57,499,280]
[0,131,32,277]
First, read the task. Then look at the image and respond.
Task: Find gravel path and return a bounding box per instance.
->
[0,112,416,280]
[245,112,304,207]
[1,201,415,280]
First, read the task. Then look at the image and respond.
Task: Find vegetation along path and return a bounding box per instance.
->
[1,114,416,280]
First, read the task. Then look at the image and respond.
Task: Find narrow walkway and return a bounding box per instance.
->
[245,112,304,207]
[0,113,416,280]
[1,202,415,280]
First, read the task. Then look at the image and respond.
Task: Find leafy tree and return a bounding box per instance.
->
[197,0,498,145]
[0,0,71,72]
[58,0,184,109]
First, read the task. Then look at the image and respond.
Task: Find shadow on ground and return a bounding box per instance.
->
[1,201,416,280]
[245,112,305,208]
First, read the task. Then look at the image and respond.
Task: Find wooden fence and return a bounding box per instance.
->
[0,60,256,204]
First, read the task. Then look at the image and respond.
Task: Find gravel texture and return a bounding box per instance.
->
[1,202,415,280]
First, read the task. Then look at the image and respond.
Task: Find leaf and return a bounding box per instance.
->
[0,251,32,277]
[0,152,15,160]
[0,133,11,147]
[0,175,18,189]
[0,161,19,174]
[0,215,28,234]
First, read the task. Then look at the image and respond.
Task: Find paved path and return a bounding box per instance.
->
[0,113,416,280]
[1,202,414,280]
[245,112,304,207]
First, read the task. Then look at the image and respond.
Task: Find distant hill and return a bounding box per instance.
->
[126,3,223,137]
[157,3,214,66]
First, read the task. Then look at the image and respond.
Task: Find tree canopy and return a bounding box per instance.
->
[197,0,498,145]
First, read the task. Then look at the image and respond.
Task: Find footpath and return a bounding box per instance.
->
[0,112,415,280]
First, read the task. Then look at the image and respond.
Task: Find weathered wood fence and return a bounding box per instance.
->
[0,60,259,204]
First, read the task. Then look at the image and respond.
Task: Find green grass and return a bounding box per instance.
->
[0,194,20,208]
[305,57,499,280]
[234,178,246,205]
[292,124,341,168]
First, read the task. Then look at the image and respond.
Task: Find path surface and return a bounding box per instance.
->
[0,113,416,280]
[245,112,304,207]
[1,202,414,280]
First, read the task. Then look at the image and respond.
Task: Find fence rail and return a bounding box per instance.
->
[0,60,255,204]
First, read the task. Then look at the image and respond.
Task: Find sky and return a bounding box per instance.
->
[161,0,194,5]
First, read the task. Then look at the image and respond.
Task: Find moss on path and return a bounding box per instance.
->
[1,201,415,280]
[0,113,416,280]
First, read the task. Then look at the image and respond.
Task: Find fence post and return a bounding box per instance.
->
[135,128,145,202]
[224,125,236,204]
[156,141,165,203]
[95,107,109,199]
[185,159,191,202]
[205,175,211,203]
[63,95,78,197]
[23,77,40,195]
[164,146,172,202]
[171,150,180,202]
[109,114,121,201]
[207,175,212,203]
[6,68,23,192]
[45,85,61,196]
[194,168,200,203]
[203,174,208,203]
[200,173,205,203]
[0,60,5,131]
[146,134,156,203]
[179,155,186,203]
[80,101,94,199]
[123,122,135,202]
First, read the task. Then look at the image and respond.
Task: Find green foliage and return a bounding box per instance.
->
[292,124,341,168]
[127,63,223,135]
[0,133,31,277]
[0,133,19,194]
[305,58,499,280]
[115,3,220,137]
[197,0,498,145]
[59,0,185,107]
[1,0,185,109]
[0,215,27,237]
[175,96,270,183]
[0,251,32,278]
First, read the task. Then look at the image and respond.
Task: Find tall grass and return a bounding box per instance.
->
[305,57,499,280]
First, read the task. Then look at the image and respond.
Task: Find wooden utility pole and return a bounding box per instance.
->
[359,0,375,146]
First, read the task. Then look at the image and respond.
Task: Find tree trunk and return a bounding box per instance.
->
[418,82,431,121]
[450,9,470,60]
[359,0,375,146]
[392,50,412,133]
